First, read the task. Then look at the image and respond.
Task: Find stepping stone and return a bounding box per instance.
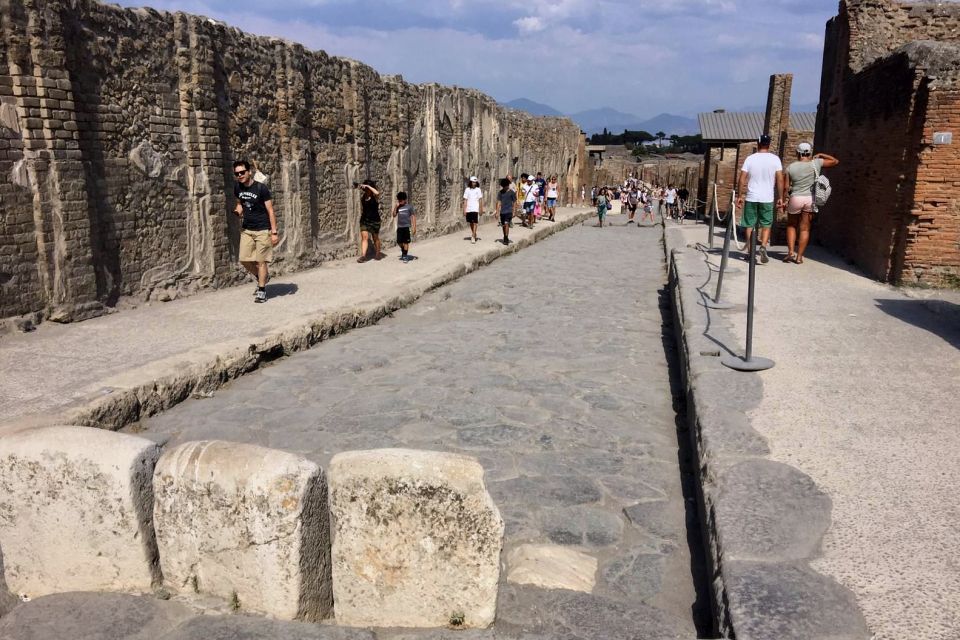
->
[328,449,503,629]
[153,441,331,621]
[0,426,161,599]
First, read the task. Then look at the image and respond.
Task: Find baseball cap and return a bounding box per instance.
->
[469,175,478,182]
[797,142,813,155]
[758,134,772,147]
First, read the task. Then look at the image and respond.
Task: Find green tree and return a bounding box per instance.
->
[656,131,666,147]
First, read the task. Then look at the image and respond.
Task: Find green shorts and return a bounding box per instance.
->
[740,201,774,229]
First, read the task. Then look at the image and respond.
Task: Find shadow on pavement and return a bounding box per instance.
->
[265,283,299,298]
[874,298,960,349]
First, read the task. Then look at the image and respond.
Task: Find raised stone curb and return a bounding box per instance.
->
[5,210,592,434]
[328,449,503,629]
[0,426,161,599]
[153,441,332,621]
[663,227,871,639]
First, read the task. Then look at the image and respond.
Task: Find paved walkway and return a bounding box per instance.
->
[668,221,960,640]
[0,208,591,432]
[1,212,706,638]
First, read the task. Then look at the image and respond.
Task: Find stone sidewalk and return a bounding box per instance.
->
[0,207,593,433]
[665,221,960,640]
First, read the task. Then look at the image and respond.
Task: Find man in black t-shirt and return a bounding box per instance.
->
[233,160,279,303]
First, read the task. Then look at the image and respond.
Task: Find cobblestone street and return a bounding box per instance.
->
[134,217,707,638]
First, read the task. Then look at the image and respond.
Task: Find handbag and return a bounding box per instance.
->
[812,161,832,210]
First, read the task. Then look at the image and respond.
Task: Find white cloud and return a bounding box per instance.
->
[513,16,545,33]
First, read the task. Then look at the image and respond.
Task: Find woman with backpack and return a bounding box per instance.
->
[596,187,609,228]
[782,142,839,264]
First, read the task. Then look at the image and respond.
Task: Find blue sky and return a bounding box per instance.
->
[112,0,838,117]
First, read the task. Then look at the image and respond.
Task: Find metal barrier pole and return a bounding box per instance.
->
[722,219,775,372]
[707,182,717,249]
[701,212,735,309]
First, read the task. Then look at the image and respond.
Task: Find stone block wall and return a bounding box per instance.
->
[0,0,585,322]
[816,0,960,285]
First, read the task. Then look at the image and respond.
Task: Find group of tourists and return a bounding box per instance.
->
[590,179,689,228]
[737,134,838,265]
[231,136,838,304]
[231,162,562,302]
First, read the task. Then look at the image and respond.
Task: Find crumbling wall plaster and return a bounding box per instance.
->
[0,0,584,322]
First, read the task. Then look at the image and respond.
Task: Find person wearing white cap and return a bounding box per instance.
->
[463,176,484,244]
[782,142,839,264]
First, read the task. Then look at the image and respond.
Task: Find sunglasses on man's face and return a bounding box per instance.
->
[234,170,247,177]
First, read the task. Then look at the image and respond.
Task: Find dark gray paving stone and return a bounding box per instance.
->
[716,459,831,561]
[163,615,375,639]
[0,593,194,640]
[599,550,666,601]
[495,584,689,640]
[723,561,871,640]
[540,506,625,547]
[622,500,683,542]
[490,475,603,509]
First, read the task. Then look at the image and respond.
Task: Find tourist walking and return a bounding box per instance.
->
[666,185,678,220]
[392,191,417,262]
[535,172,547,216]
[495,178,516,245]
[736,135,783,263]
[596,188,608,227]
[356,179,383,263]
[233,159,279,304]
[522,174,539,228]
[463,176,484,244]
[545,175,559,221]
[581,185,586,205]
[626,186,639,224]
[782,142,839,264]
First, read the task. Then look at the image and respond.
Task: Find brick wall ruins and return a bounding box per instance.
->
[0,0,585,323]
[816,0,960,285]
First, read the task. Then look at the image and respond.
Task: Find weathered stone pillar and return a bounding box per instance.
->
[2,0,100,321]
[764,73,793,158]
[173,13,230,284]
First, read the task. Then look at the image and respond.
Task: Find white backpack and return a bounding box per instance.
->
[812,162,831,210]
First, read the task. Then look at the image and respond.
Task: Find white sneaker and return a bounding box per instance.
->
[471,237,476,244]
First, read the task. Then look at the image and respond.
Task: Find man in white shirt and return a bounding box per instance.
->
[736,135,783,263]
[463,176,484,244]
[521,174,539,228]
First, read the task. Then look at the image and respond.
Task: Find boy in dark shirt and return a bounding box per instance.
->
[392,191,417,262]
[495,178,516,245]
[232,160,278,304]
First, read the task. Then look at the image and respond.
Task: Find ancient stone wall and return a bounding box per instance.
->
[816,0,960,284]
[0,0,584,322]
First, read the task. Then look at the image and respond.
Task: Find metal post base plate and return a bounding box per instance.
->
[721,355,775,371]
[699,299,735,310]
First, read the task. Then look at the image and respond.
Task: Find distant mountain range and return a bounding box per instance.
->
[501,98,820,137]
[502,99,699,136]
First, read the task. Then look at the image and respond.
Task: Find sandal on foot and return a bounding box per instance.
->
[357,256,368,263]
[795,256,804,264]
[783,254,796,263]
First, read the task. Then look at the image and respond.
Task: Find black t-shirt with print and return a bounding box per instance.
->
[234,181,272,231]
[361,196,380,224]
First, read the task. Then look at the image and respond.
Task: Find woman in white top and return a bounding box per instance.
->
[782,142,839,264]
[545,175,559,221]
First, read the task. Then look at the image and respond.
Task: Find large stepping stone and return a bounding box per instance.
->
[153,441,331,621]
[328,449,503,628]
[0,426,161,598]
